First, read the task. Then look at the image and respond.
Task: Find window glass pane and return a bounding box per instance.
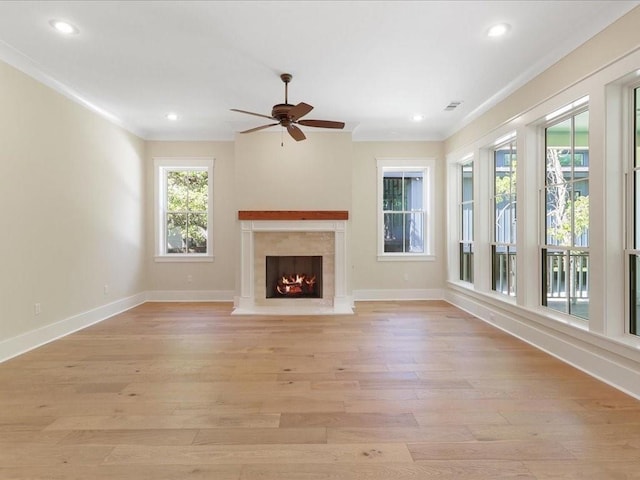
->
[167,172,188,211]
[460,243,473,283]
[630,255,640,335]
[187,171,208,212]
[569,250,589,320]
[462,164,473,202]
[461,203,473,241]
[495,193,515,244]
[383,176,404,211]
[405,172,423,210]
[574,110,589,160]
[405,212,424,253]
[636,170,640,250]
[384,213,403,252]
[543,249,568,314]
[491,245,516,295]
[546,118,572,185]
[636,87,640,168]
[542,249,589,319]
[572,180,589,247]
[546,185,572,247]
[167,213,186,253]
[187,213,208,253]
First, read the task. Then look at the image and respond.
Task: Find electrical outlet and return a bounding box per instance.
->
[104,284,109,295]
[403,273,409,281]
[187,275,193,283]
[34,303,41,315]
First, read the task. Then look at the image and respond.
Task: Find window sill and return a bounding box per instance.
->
[154,255,214,263]
[377,254,435,262]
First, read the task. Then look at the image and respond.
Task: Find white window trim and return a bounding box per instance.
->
[376,157,435,262]
[153,157,215,263]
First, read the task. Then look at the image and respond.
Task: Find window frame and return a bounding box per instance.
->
[540,102,590,319]
[627,82,640,336]
[376,157,435,262]
[459,160,474,283]
[491,135,517,296]
[153,157,215,263]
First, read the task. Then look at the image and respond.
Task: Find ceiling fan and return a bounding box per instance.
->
[231,73,345,142]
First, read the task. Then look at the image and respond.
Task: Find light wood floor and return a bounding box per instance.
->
[1,301,640,479]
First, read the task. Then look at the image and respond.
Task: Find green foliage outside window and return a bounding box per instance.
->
[166,170,208,253]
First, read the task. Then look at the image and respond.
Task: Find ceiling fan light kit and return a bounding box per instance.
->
[231,73,345,142]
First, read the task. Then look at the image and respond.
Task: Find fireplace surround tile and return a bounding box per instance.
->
[233,219,352,315]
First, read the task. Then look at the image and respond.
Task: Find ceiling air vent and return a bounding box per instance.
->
[444,101,462,111]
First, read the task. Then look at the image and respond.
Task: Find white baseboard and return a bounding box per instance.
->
[353,288,444,301]
[0,293,146,363]
[145,290,235,302]
[445,289,640,400]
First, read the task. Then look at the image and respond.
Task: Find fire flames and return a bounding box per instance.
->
[276,273,317,296]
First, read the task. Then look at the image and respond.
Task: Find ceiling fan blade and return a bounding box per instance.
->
[288,102,313,121]
[230,108,275,121]
[287,124,306,141]
[239,123,279,134]
[298,119,345,129]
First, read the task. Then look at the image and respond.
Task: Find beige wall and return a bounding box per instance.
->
[234,131,353,210]
[0,60,146,343]
[351,142,446,293]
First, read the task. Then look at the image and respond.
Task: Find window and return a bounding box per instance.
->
[460,161,474,282]
[491,137,517,296]
[377,158,434,260]
[629,86,640,336]
[542,107,589,318]
[154,158,214,262]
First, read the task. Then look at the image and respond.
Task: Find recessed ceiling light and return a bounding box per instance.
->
[412,114,425,122]
[49,19,79,35]
[487,23,510,38]
[166,113,179,121]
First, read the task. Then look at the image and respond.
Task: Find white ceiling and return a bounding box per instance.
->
[0,1,638,141]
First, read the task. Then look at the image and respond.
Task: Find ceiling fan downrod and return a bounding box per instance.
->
[281,73,292,104]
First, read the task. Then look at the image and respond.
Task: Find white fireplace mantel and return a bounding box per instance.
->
[233,219,353,315]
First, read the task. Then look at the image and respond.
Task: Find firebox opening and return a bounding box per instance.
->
[266,255,323,299]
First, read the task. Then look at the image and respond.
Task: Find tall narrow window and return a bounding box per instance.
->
[491,138,517,296]
[460,162,474,282]
[377,158,434,260]
[154,158,214,261]
[630,86,640,335]
[542,108,589,318]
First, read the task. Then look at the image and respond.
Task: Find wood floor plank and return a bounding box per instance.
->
[104,443,413,465]
[57,428,198,446]
[407,440,575,461]
[0,465,242,480]
[327,426,474,443]
[193,427,327,445]
[239,461,534,480]
[45,414,280,431]
[280,412,418,428]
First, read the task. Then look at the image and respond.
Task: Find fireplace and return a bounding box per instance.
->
[266,255,323,299]
[233,211,353,315]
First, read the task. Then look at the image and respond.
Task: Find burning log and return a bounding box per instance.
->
[276,273,317,296]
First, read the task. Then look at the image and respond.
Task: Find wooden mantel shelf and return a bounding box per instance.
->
[238,210,349,221]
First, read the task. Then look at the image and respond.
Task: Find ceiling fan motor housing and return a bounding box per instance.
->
[272,103,295,124]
